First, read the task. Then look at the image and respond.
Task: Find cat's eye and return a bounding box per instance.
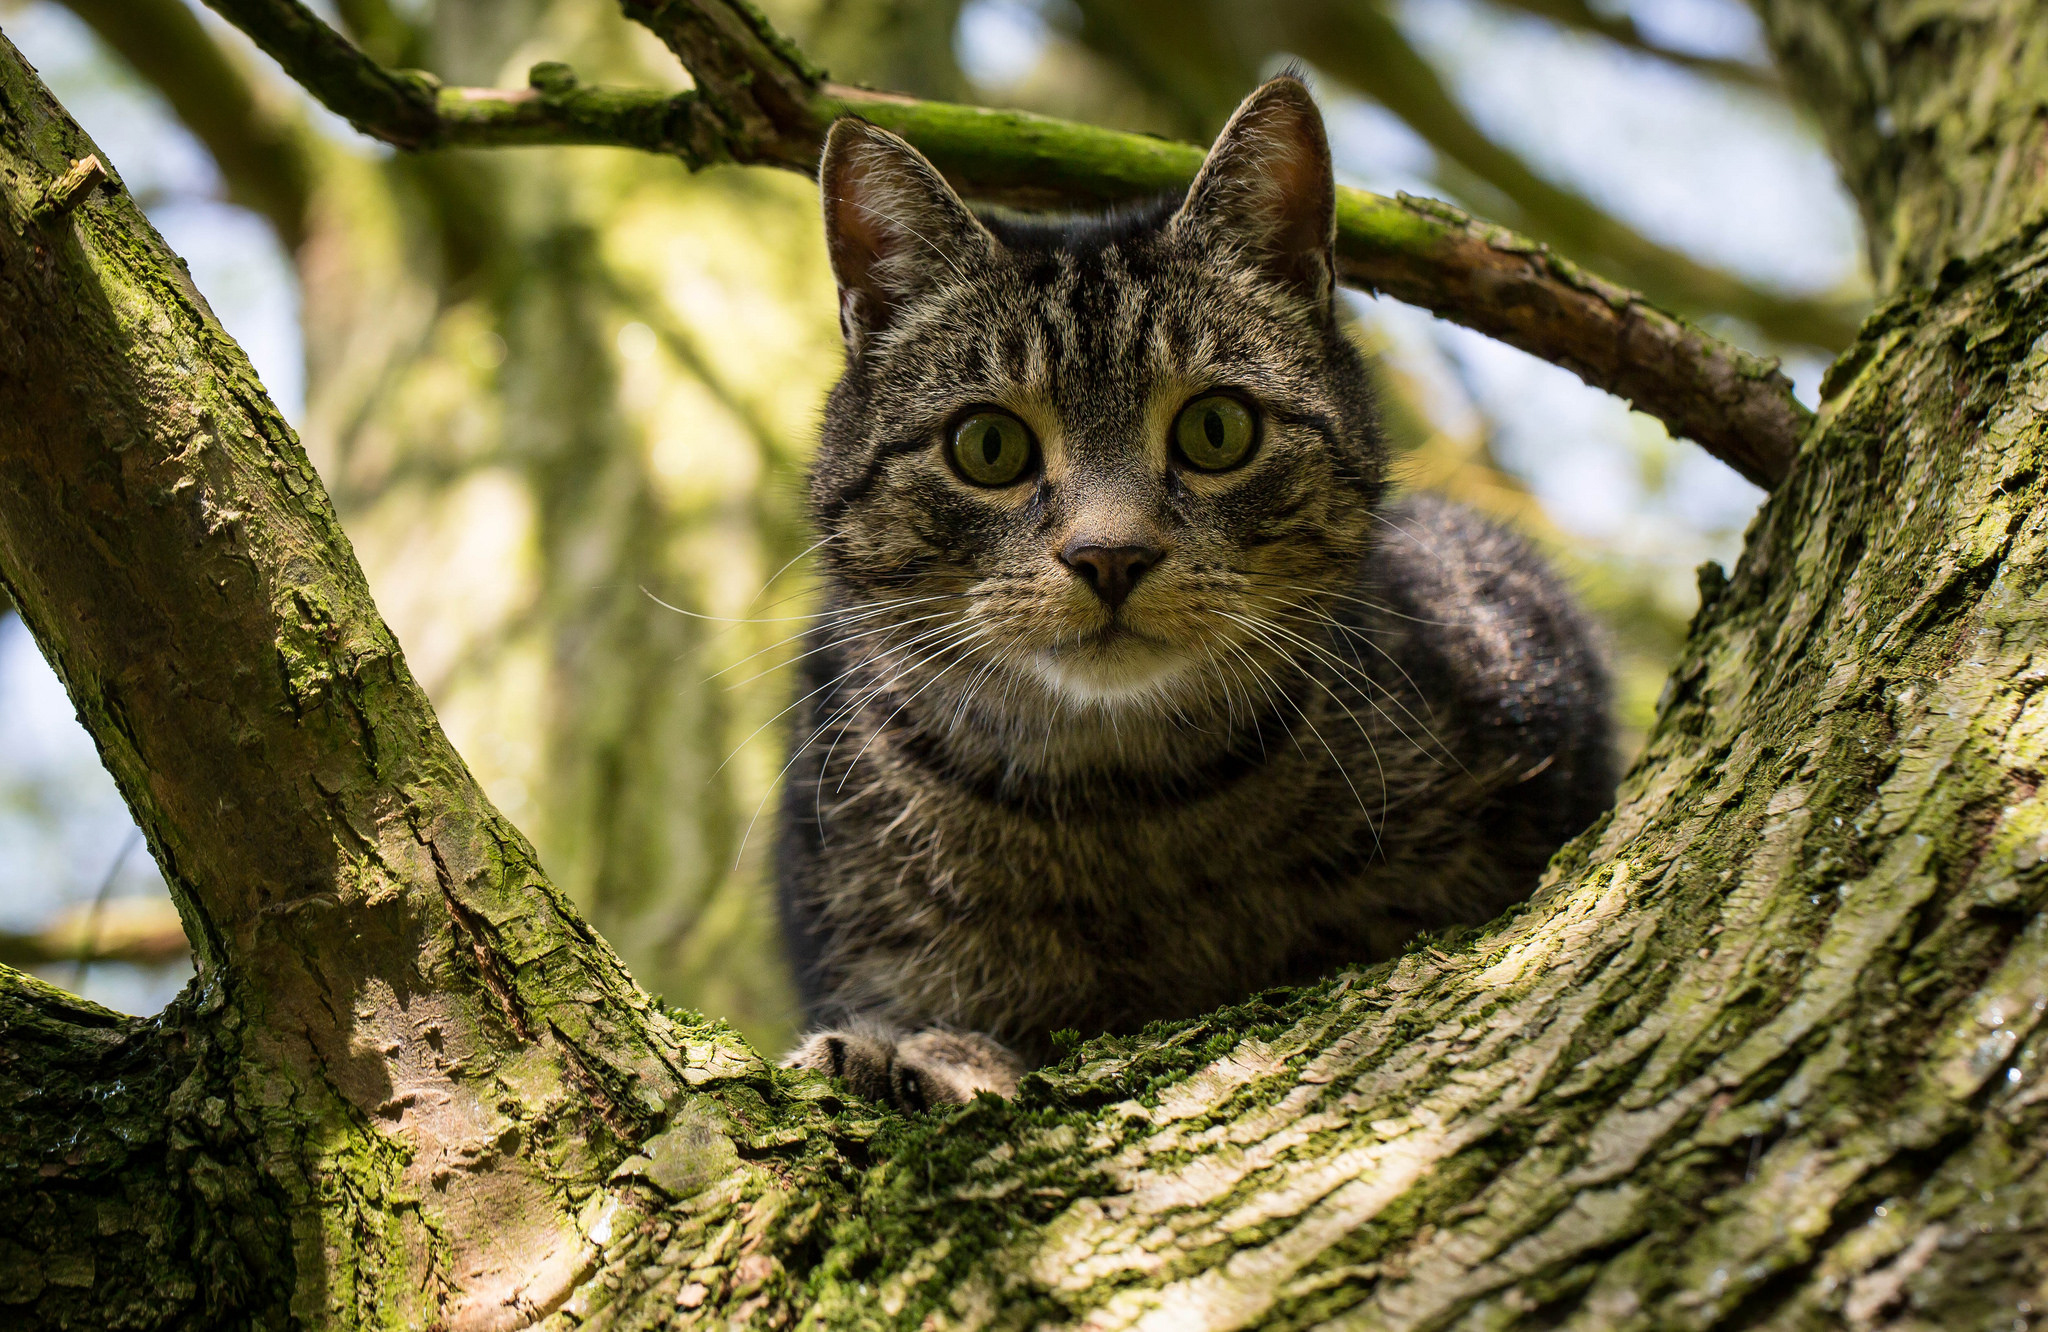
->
[1172,394,1258,472]
[948,410,1036,487]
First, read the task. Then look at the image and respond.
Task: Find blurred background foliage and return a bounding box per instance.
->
[0,0,1866,1047]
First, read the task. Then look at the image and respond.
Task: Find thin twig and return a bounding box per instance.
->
[68,827,146,990]
[31,154,108,223]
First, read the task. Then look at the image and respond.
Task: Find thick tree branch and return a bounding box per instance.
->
[0,32,775,1323]
[0,970,271,1325]
[183,0,1811,486]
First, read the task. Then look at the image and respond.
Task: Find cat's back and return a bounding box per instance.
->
[1363,491,1616,881]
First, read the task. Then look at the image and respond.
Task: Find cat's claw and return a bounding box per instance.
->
[784,1025,1022,1110]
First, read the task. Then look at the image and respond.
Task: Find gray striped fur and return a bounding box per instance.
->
[777,79,1613,1109]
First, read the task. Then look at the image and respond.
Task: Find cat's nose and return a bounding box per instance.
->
[1060,541,1164,610]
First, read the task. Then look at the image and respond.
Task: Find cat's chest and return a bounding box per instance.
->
[821,781,1318,1029]
[859,755,1308,902]
[814,741,1376,977]
[802,725,1469,1040]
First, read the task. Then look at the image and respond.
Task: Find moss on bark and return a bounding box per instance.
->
[0,970,294,1329]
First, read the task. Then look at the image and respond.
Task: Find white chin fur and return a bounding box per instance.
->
[1026,645,1195,708]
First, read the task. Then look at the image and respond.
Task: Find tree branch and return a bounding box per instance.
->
[0,968,270,1326]
[1338,192,1806,489]
[198,0,442,148]
[184,0,1812,485]
[616,0,824,165]
[1488,0,1782,92]
[0,31,770,1320]
[1281,0,1859,350]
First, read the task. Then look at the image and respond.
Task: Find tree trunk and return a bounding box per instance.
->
[283,0,829,1047]
[5,2,2048,1329]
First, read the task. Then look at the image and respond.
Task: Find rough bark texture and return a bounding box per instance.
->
[1758,1,2048,297]
[5,1,2048,1329]
[0,32,753,1328]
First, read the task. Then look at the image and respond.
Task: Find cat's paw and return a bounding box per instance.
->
[783,1024,1023,1110]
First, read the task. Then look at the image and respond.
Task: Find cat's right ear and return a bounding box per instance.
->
[821,119,995,353]
[1169,76,1336,312]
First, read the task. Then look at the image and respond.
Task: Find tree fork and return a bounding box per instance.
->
[6,4,2048,1330]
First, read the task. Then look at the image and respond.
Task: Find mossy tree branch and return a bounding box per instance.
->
[198,0,443,149]
[188,0,1810,487]
[1052,0,1856,350]
[0,31,774,1325]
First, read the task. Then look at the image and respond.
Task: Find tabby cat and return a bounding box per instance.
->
[776,77,1613,1109]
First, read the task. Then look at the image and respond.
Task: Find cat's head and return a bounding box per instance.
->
[809,78,1384,727]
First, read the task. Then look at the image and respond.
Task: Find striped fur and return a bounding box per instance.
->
[778,80,1613,1107]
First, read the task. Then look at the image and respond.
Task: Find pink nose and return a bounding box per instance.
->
[1059,541,1163,609]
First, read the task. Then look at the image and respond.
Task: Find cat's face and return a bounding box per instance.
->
[810,80,1383,723]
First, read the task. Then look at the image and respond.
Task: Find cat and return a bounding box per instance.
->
[775,76,1613,1110]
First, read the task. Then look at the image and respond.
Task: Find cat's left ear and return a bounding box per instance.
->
[1170,76,1337,312]
[821,118,997,353]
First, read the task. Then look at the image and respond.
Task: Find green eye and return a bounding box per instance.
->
[948,411,1036,486]
[1173,394,1257,471]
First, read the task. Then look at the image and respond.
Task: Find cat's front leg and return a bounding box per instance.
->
[783,1022,1023,1110]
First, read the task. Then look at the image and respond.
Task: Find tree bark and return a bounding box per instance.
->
[0,31,750,1328]
[5,3,2048,1330]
